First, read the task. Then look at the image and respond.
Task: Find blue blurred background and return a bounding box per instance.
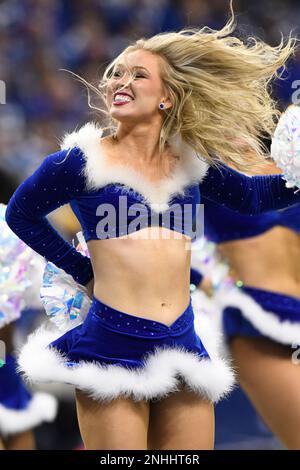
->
[1,0,300,183]
[0,0,297,449]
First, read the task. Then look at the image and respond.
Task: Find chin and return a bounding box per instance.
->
[110,111,144,124]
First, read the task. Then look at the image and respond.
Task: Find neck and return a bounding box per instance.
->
[112,123,167,164]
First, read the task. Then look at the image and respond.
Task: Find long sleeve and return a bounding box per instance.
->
[200,163,300,215]
[5,147,94,287]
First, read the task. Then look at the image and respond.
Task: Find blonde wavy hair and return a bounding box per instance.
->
[64,1,298,171]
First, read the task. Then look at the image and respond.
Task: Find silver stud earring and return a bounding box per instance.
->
[159,102,165,109]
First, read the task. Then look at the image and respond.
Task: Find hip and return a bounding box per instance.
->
[93,282,191,327]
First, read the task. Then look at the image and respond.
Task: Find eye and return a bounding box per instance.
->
[112,71,145,79]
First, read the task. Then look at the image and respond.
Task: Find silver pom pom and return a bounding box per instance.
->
[271,104,300,190]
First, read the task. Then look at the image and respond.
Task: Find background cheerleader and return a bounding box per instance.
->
[191,107,300,448]
[0,172,57,450]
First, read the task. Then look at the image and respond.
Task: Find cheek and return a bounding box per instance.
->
[105,83,115,99]
[137,83,160,101]
[106,88,112,102]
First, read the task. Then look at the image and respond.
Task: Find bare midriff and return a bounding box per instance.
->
[87,226,192,326]
[218,226,300,300]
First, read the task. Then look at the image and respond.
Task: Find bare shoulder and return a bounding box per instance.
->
[99,134,120,164]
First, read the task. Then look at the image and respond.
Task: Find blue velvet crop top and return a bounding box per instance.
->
[69,164,201,242]
[202,197,300,244]
[5,122,300,288]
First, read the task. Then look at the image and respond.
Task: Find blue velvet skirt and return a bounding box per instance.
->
[0,355,32,410]
[0,355,57,436]
[222,285,300,346]
[17,294,235,403]
[49,294,210,368]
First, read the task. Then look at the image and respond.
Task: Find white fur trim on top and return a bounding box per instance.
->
[59,122,209,213]
[0,392,58,437]
[17,319,235,405]
[214,285,300,345]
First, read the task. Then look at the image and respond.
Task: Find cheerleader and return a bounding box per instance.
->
[4,5,300,450]
[194,191,300,450]
[0,203,57,450]
[190,104,300,448]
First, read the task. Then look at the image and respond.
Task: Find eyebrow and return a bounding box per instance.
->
[115,65,150,74]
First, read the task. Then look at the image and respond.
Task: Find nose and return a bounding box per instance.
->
[115,82,128,92]
[113,72,133,91]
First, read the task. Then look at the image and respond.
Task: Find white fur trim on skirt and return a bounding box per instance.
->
[0,392,58,437]
[17,310,235,404]
[191,288,231,359]
[214,285,300,346]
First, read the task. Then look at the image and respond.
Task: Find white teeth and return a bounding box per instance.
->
[114,94,133,103]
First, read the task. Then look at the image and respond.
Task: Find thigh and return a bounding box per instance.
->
[75,389,150,450]
[148,380,215,450]
[4,430,36,450]
[230,336,300,449]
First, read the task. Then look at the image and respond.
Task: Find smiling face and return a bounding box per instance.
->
[106,49,172,124]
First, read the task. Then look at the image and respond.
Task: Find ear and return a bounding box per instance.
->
[163,97,173,110]
[161,84,173,110]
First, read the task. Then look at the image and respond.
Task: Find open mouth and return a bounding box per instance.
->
[112,93,134,106]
